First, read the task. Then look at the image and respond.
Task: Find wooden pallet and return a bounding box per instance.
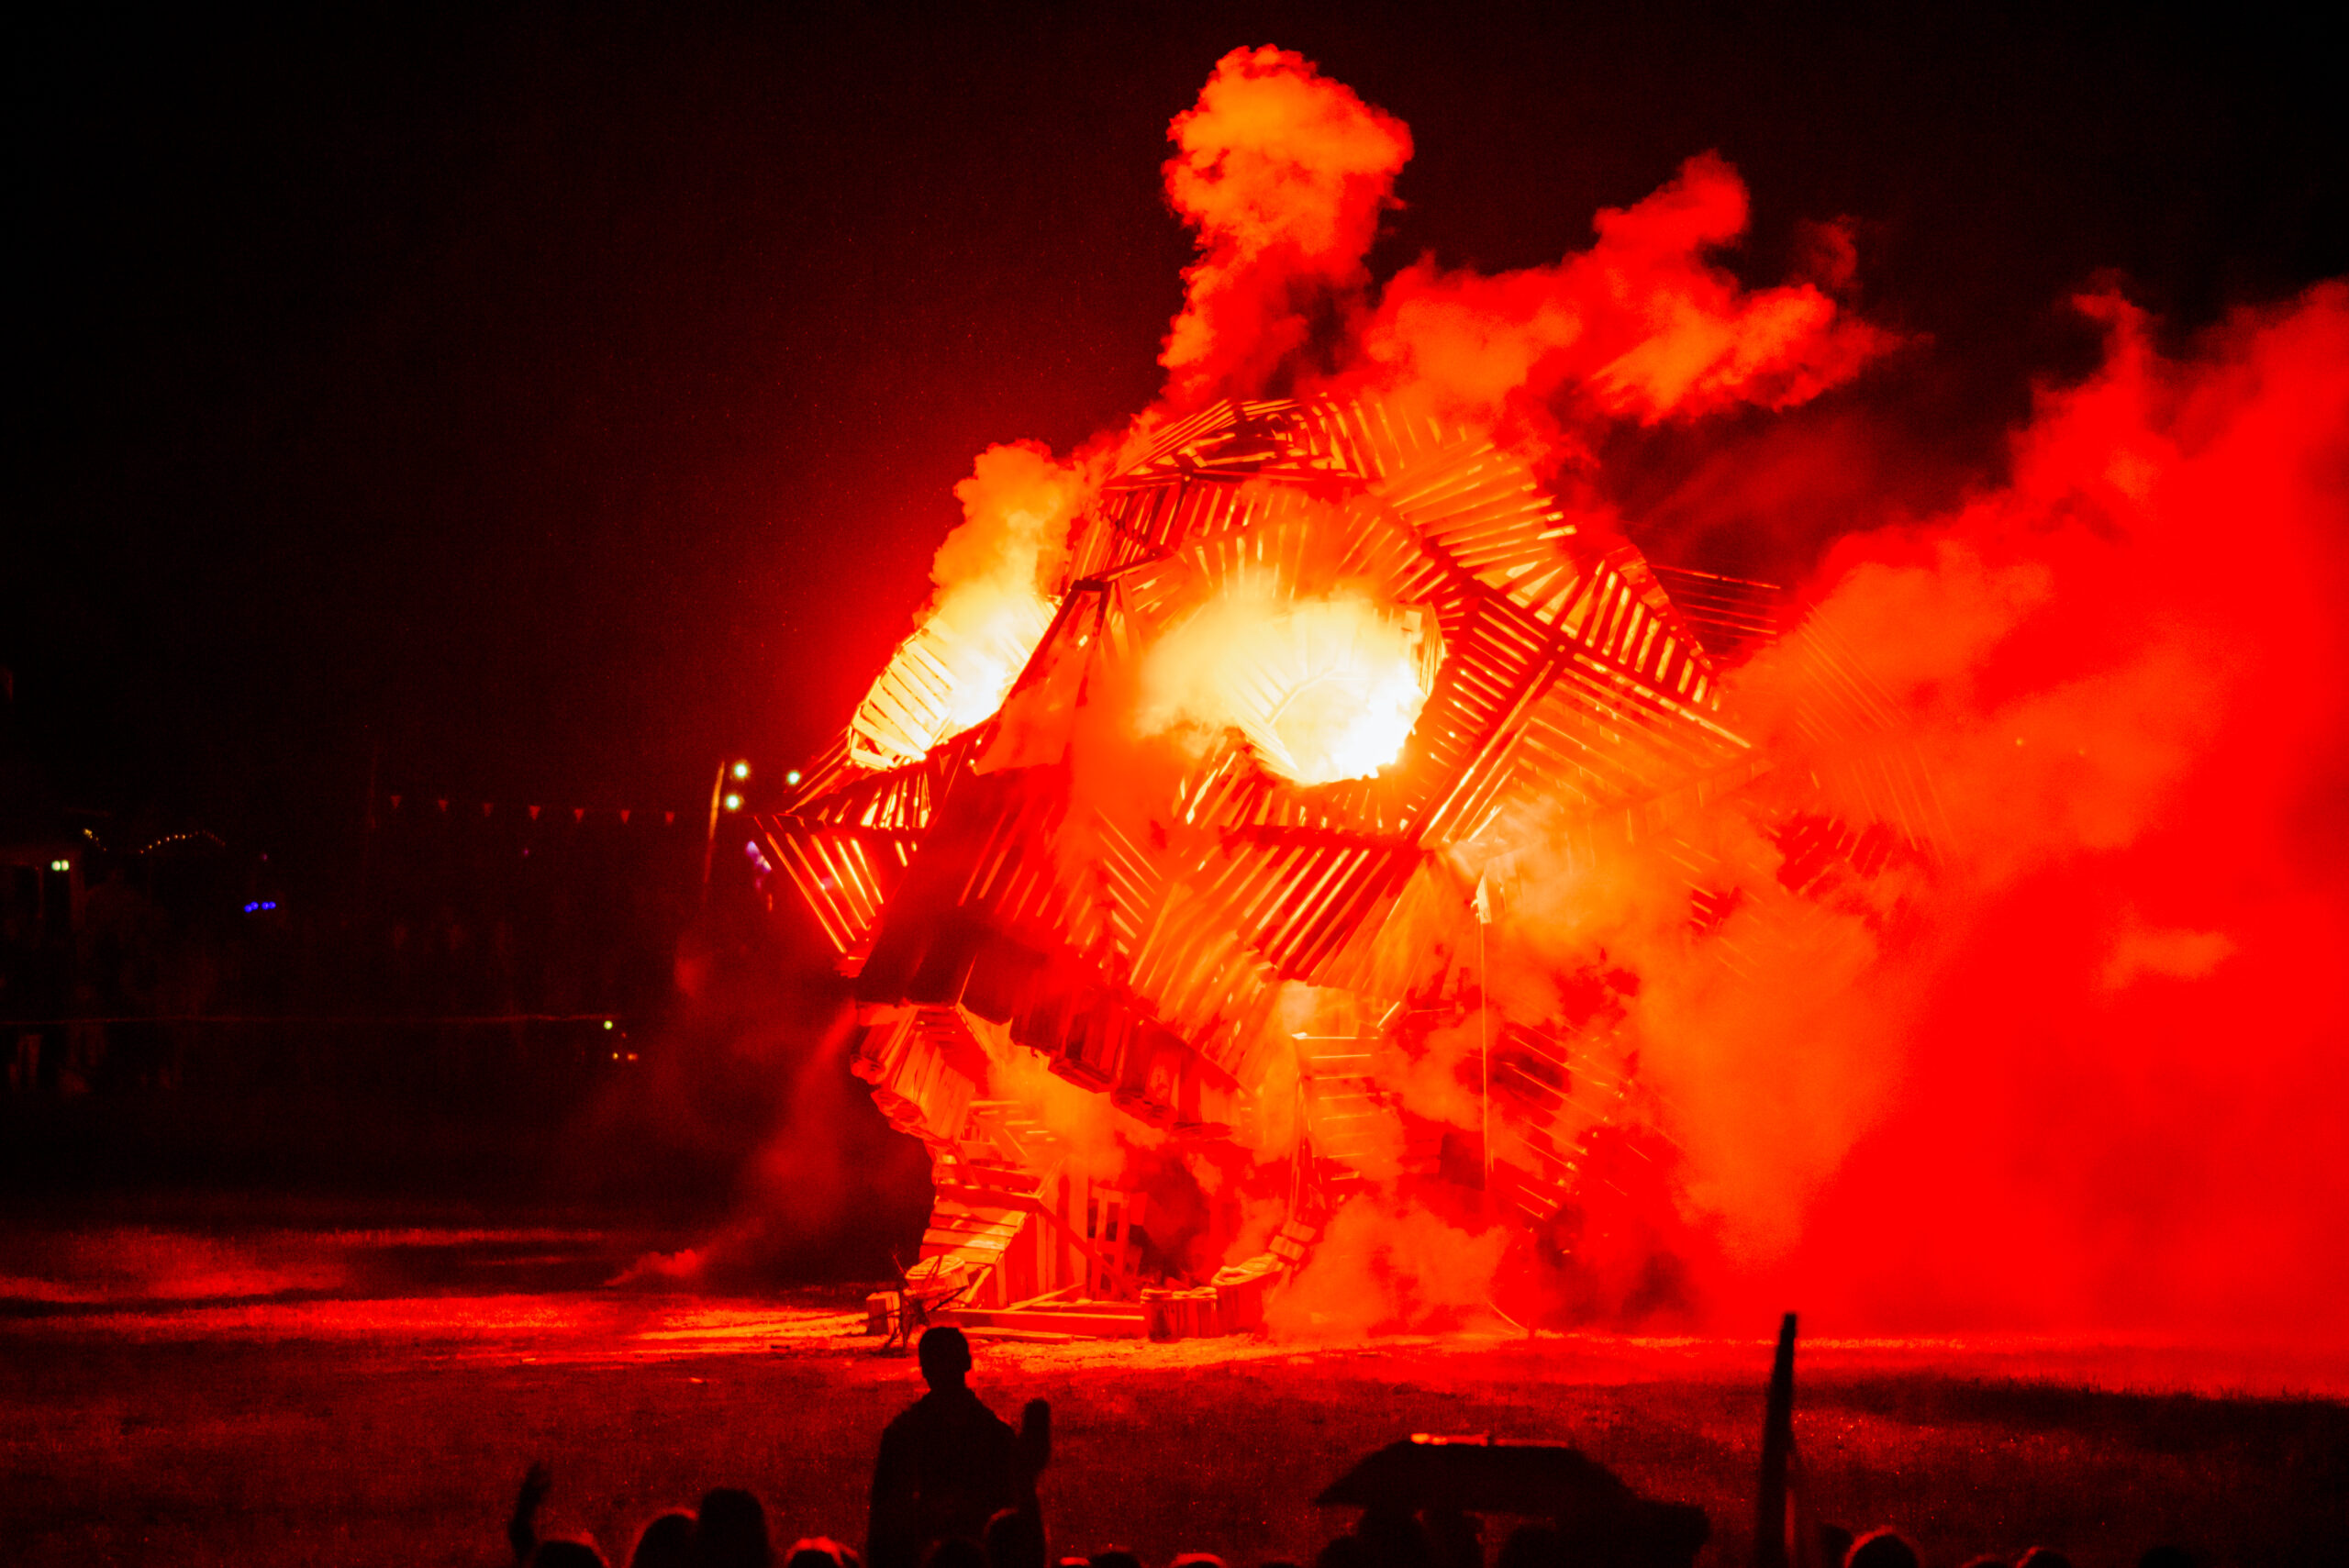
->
[939,1297,1150,1340]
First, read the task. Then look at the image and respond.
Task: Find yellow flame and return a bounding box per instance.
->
[848,589,1057,769]
[1141,578,1439,784]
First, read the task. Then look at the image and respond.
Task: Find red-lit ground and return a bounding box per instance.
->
[2,1220,2341,1566]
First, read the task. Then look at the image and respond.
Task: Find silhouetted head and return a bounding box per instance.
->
[2018,1551,2076,1568]
[918,1326,974,1390]
[1086,1551,1142,1568]
[535,1542,611,1568]
[631,1514,697,1568]
[695,1488,773,1568]
[986,1509,1048,1568]
[1844,1531,1920,1568]
[789,1538,857,1568]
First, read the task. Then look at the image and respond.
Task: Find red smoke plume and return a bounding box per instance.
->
[1744,288,2349,1334]
[1161,46,1412,406]
[1352,152,1891,436]
[868,48,2349,1338]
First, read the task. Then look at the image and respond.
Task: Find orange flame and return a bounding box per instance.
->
[849,441,1089,767]
[1137,578,1440,784]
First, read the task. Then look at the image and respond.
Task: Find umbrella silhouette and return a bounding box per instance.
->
[1315,1437,1707,1565]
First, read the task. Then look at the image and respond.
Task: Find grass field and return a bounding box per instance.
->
[4,1236,2343,1568]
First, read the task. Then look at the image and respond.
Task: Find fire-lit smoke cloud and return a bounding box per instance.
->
[809,46,2349,1339]
[1350,152,1892,438]
[1727,288,2349,1333]
[1161,45,1412,405]
[1147,52,2343,1334]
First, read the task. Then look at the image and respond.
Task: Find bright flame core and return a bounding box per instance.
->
[1143,583,1441,784]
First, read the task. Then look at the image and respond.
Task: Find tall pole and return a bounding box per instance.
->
[1475,874,1491,1187]
[700,758,728,906]
[1756,1310,1799,1568]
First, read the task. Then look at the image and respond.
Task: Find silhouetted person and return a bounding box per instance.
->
[2016,1551,2075,1568]
[696,1487,774,1568]
[1843,1531,1920,1568]
[986,1507,1049,1568]
[632,1513,698,1568]
[512,1462,556,1563]
[869,1327,1048,1568]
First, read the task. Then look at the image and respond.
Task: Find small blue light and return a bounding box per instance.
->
[242,900,278,914]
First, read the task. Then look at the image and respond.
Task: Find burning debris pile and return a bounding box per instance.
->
[761,49,2349,1340]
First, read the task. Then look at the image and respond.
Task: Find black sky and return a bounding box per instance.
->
[13,4,2343,868]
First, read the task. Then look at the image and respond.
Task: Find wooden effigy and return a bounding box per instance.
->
[761,396,1914,1339]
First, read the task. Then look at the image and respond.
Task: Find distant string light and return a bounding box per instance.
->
[384,793,686,826]
[136,830,226,855]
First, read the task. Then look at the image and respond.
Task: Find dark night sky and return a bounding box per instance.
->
[12,5,2343,870]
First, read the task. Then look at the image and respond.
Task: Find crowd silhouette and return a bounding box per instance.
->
[501,1328,2216,1568]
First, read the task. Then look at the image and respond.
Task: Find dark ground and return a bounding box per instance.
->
[2,1217,2342,1568]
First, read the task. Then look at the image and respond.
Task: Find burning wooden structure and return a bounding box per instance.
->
[759,396,1867,1340]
